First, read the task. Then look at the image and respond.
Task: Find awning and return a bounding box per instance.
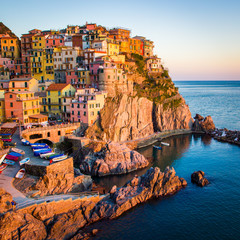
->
[29,114,48,119]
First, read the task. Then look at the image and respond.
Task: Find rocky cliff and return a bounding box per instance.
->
[86,93,192,142]
[80,142,149,176]
[0,167,186,240]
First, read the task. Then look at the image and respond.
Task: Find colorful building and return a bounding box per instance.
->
[109,28,131,40]
[8,77,39,92]
[129,37,144,56]
[45,83,76,119]
[4,91,44,125]
[146,57,163,73]
[0,36,20,59]
[106,38,119,56]
[0,90,5,123]
[66,68,91,89]
[70,88,107,125]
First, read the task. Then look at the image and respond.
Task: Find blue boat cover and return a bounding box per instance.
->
[8,151,22,157]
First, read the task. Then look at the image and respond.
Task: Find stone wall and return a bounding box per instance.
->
[25,157,74,177]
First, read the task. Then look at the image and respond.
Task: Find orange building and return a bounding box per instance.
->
[0,36,20,59]
[8,77,39,92]
[128,38,144,56]
[4,91,47,125]
[109,28,131,40]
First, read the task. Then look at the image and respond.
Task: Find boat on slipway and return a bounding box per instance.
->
[153,145,162,150]
[20,158,30,166]
[0,154,7,165]
[52,155,68,162]
[3,159,15,165]
[161,142,170,146]
[15,168,25,179]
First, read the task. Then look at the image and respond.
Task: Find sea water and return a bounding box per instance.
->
[91,81,240,240]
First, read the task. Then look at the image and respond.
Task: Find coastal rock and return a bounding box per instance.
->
[0,188,13,214]
[200,116,215,132]
[0,212,47,240]
[194,114,204,121]
[86,93,193,142]
[80,142,149,176]
[191,171,209,187]
[0,167,186,239]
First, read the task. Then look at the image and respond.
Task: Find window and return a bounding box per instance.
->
[77,104,80,108]
[78,111,80,115]
[47,132,50,137]
[48,91,50,96]
[10,94,12,98]
[10,103,13,107]
[84,111,86,116]
[58,130,61,135]
[72,111,74,115]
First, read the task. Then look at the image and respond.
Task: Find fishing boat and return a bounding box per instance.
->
[52,155,68,162]
[3,159,15,165]
[1,138,12,142]
[19,158,30,166]
[33,147,51,152]
[40,152,54,158]
[48,154,64,160]
[0,163,8,172]
[15,168,25,179]
[153,145,162,150]
[0,154,7,165]
[34,149,52,156]
[161,142,170,146]
[30,143,48,147]
[11,148,25,155]
[32,145,49,149]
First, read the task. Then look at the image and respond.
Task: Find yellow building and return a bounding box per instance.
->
[8,77,39,92]
[0,36,20,59]
[45,83,76,119]
[30,34,54,82]
[0,90,5,123]
[119,40,129,53]
[107,38,119,56]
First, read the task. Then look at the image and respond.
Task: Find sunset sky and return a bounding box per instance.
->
[1,0,240,80]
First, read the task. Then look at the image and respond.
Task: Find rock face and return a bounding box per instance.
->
[13,158,92,197]
[0,188,13,214]
[86,94,193,142]
[0,167,186,240]
[192,114,215,132]
[80,142,149,176]
[191,171,209,187]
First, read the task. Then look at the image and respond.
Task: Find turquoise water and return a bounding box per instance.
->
[92,81,240,240]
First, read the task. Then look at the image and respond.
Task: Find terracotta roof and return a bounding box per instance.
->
[46,83,69,91]
[29,114,48,119]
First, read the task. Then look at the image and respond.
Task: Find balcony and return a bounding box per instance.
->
[17,96,39,101]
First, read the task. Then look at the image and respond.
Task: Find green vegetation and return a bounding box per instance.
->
[131,53,147,76]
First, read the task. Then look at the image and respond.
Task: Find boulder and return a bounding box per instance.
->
[0,188,13,214]
[191,171,209,187]
[194,114,204,121]
[200,116,215,132]
[80,142,149,176]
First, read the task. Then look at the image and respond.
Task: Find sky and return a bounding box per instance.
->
[1,0,240,80]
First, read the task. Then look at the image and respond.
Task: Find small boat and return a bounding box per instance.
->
[21,139,30,146]
[40,152,54,158]
[31,145,49,150]
[153,145,162,150]
[30,143,48,147]
[52,155,68,162]
[19,158,30,166]
[3,159,15,165]
[1,138,12,142]
[5,154,19,161]
[161,142,170,146]
[0,163,8,172]
[33,148,50,152]
[12,148,25,155]
[3,142,17,147]
[34,149,52,156]
[15,168,25,179]
[48,154,64,160]
[0,154,7,165]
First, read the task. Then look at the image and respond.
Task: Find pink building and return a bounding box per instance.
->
[46,35,64,48]
[70,88,107,125]
[0,57,14,70]
[89,60,104,88]
[0,79,9,89]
